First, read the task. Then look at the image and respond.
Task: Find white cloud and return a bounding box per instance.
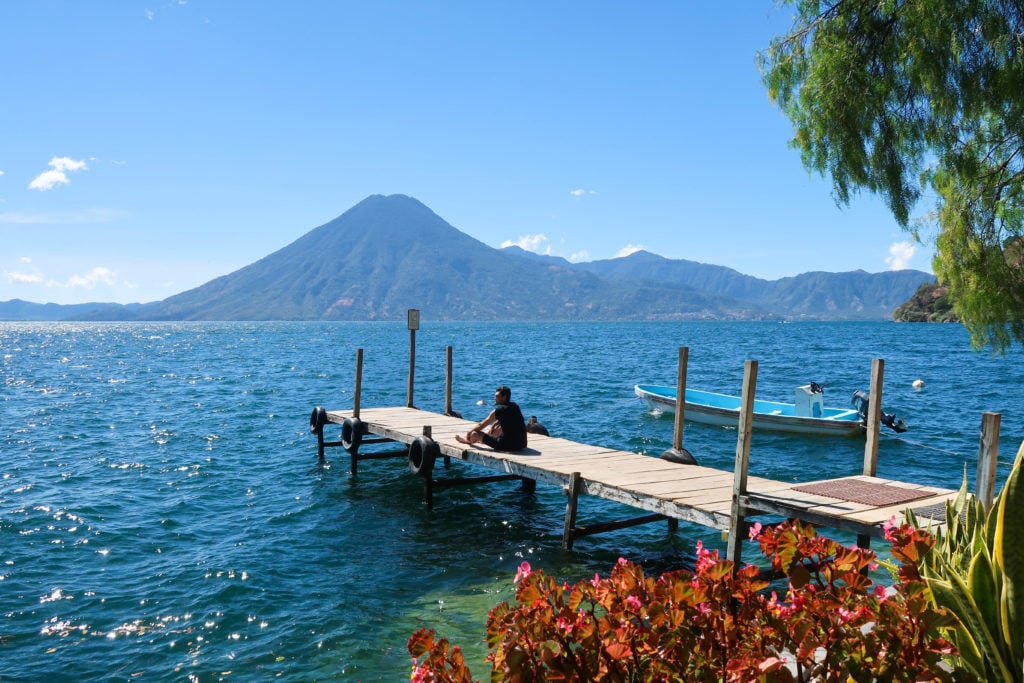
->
[885,240,916,270]
[7,270,43,284]
[6,263,119,291]
[570,188,597,198]
[501,233,552,255]
[67,267,117,290]
[0,169,5,176]
[28,157,89,191]
[569,250,589,263]
[614,244,646,258]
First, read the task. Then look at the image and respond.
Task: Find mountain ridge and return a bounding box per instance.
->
[0,194,934,322]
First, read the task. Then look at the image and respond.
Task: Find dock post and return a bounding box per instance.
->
[407,309,420,408]
[726,360,757,569]
[858,358,884,550]
[445,346,454,416]
[422,425,434,509]
[862,358,884,477]
[856,360,888,552]
[672,347,688,452]
[976,412,1001,511]
[354,348,363,420]
[562,472,582,551]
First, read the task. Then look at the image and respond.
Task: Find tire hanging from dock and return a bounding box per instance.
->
[341,417,363,454]
[407,435,439,479]
[309,406,327,434]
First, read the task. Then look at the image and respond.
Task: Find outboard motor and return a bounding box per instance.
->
[881,411,908,433]
[851,390,870,421]
[851,390,908,433]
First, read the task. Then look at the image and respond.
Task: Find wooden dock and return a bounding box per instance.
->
[310,337,1001,564]
[315,403,967,560]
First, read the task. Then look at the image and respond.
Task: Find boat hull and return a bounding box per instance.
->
[634,384,864,437]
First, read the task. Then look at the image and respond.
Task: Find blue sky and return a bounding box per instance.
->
[0,2,934,306]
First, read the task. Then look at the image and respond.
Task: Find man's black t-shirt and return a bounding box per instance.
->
[489,401,527,451]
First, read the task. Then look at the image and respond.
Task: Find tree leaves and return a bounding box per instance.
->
[762,0,1024,350]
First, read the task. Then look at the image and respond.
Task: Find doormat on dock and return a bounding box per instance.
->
[791,478,933,506]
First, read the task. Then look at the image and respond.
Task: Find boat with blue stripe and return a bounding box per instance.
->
[634,383,906,437]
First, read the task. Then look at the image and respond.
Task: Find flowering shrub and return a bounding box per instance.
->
[409,519,967,682]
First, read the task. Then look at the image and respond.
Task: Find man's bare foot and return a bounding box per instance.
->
[455,434,471,444]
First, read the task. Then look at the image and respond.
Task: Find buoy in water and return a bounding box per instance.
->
[912,379,925,390]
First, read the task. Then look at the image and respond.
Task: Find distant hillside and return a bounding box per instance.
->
[893,282,958,322]
[0,299,146,321]
[0,194,935,322]
[575,251,932,320]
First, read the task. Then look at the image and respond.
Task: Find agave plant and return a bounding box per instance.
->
[905,440,1024,681]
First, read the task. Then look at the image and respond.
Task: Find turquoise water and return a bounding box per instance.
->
[2,321,1021,681]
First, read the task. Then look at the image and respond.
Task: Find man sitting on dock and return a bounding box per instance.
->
[455,385,528,451]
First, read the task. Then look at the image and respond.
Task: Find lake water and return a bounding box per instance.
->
[2,320,1020,681]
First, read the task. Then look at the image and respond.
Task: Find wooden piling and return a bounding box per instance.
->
[976,411,1000,511]
[422,425,433,508]
[672,347,688,452]
[862,358,884,477]
[726,360,757,567]
[445,345,454,416]
[563,472,583,551]
[405,309,421,408]
[353,348,363,419]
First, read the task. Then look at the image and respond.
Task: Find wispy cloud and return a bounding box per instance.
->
[28,157,89,191]
[67,267,117,290]
[6,263,120,291]
[569,250,589,263]
[614,244,646,258]
[6,270,43,284]
[0,208,122,224]
[885,241,916,270]
[569,188,597,198]
[501,233,551,255]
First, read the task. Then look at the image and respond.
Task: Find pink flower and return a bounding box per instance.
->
[625,595,643,611]
[882,515,898,542]
[694,540,719,574]
[591,573,602,587]
[514,561,532,584]
[748,521,763,541]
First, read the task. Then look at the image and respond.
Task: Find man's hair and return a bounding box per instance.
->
[495,385,511,399]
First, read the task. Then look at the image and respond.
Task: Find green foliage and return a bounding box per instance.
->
[893,282,959,322]
[761,1,1024,351]
[409,523,966,682]
[905,440,1024,681]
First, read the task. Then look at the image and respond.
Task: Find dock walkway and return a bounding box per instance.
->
[321,405,961,556]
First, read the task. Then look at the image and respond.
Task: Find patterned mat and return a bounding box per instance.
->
[792,478,934,506]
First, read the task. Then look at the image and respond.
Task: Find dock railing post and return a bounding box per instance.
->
[862,358,884,477]
[407,309,420,408]
[672,347,688,452]
[727,360,757,568]
[354,348,363,419]
[445,345,454,416]
[977,412,1001,511]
